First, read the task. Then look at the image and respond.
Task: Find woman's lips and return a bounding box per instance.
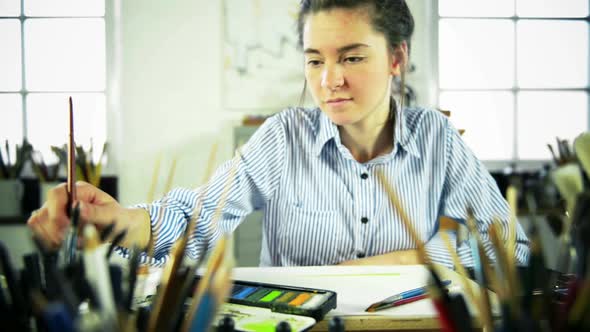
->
[326,98,352,107]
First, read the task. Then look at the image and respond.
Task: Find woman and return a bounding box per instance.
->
[28,0,529,268]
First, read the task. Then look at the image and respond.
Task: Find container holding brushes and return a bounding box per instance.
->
[0,139,32,217]
[30,148,63,206]
[49,141,108,188]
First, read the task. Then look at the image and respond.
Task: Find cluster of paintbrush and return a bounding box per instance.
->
[377,132,590,332]
[547,137,577,166]
[377,171,474,332]
[0,219,131,332]
[30,148,62,183]
[0,139,33,179]
[0,219,235,332]
[49,141,108,187]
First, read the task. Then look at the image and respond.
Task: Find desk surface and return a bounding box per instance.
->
[231,265,494,332]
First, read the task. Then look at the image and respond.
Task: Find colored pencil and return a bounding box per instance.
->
[366,280,451,312]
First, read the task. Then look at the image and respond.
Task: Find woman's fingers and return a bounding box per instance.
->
[28,208,63,250]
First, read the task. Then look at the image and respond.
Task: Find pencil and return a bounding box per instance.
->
[366,280,451,312]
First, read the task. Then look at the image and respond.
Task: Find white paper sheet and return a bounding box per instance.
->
[232,265,454,318]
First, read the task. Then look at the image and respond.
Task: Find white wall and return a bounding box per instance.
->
[114,0,238,205]
[111,0,437,206]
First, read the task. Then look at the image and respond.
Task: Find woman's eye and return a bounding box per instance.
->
[344,56,364,63]
[307,60,322,67]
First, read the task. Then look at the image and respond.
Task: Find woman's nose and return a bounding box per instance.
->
[321,64,344,91]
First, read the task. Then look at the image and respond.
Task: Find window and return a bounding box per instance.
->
[437,0,589,165]
[0,0,106,165]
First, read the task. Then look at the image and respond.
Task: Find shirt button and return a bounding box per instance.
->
[361,217,369,224]
[360,173,368,180]
[357,252,366,258]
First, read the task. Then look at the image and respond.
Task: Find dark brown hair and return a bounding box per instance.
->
[296,0,415,112]
[297,0,414,54]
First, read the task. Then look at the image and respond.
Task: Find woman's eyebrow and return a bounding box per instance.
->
[303,43,370,55]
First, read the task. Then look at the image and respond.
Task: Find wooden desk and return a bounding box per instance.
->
[232,265,494,332]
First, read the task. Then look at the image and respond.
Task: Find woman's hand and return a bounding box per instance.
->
[338,249,421,266]
[27,181,151,251]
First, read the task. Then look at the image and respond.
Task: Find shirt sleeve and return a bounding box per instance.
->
[117,115,287,266]
[425,118,530,269]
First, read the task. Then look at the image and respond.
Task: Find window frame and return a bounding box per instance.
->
[0,0,118,172]
[433,0,590,171]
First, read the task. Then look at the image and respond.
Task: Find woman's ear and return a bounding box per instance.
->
[390,41,409,76]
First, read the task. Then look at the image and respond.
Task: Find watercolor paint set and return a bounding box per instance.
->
[192,277,337,320]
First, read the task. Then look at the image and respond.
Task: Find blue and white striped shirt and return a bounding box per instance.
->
[133,106,529,268]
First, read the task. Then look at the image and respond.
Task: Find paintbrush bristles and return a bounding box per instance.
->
[211,152,241,227]
[163,158,178,194]
[201,142,219,185]
[375,171,429,265]
[148,154,162,202]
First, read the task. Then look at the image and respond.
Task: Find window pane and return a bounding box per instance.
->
[439,19,514,89]
[517,0,589,18]
[439,91,514,160]
[0,0,20,16]
[26,93,106,164]
[439,0,514,17]
[517,21,588,88]
[0,94,23,162]
[517,91,588,160]
[25,0,104,17]
[25,18,106,91]
[0,20,22,91]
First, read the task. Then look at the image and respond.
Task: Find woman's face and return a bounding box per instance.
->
[302,7,396,127]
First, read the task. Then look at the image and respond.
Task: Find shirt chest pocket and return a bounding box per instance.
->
[277,204,348,266]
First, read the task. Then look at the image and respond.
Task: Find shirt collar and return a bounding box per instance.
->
[392,101,421,159]
[314,109,340,157]
[313,101,422,159]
